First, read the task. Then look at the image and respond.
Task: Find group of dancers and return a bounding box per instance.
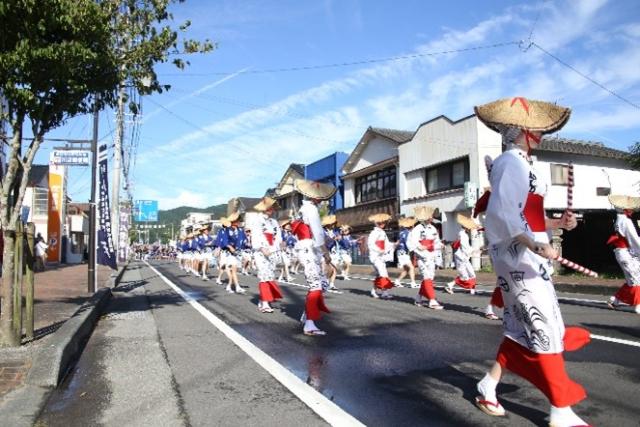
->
[170,96,640,426]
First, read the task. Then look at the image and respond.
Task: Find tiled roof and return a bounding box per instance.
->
[535,137,629,160]
[290,163,305,175]
[370,127,414,143]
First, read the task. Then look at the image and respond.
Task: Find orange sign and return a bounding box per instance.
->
[47,161,65,263]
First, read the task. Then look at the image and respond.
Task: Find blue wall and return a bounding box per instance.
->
[304,152,348,212]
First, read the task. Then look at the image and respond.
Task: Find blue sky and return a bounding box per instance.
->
[42,0,640,209]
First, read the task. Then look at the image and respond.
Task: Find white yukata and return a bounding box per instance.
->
[486,147,563,354]
[609,213,640,309]
[294,201,330,321]
[408,223,441,280]
[252,214,282,283]
[453,229,476,288]
[368,226,394,289]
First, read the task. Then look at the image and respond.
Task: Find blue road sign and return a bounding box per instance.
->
[134,200,158,222]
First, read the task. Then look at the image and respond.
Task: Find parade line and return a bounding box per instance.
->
[144,261,366,427]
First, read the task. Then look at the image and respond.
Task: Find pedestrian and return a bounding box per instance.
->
[606,194,640,314]
[395,217,418,288]
[35,237,48,271]
[291,179,336,336]
[408,206,444,309]
[251,197,284,313]
[473,96,590,426]
[445,213,480,295]
[367,213,395,299]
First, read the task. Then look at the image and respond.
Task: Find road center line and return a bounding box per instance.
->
[145,261,365,427]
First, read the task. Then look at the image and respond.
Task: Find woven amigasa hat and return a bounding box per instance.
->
[414,205,436,221]
[321,214,337,226]
[340,224,351,232]
[368,213,392,223]
[219,216,231,227]
[227,211,241,223]
[608,194,640,210]
[279,218,291,227]
[398,217,417,228]
[456,213,481,230]
[253,197,279,212]
[474,97,571,134]
[294,179,337,200]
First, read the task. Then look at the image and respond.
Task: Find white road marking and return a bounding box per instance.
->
[145,262,365,427]
[590,334,640,348]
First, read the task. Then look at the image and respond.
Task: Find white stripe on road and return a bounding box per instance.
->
[145,262,365,427]
[590,334,640,348]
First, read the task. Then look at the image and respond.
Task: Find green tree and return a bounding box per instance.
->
[627,141,640,171]
[0,0,120,346]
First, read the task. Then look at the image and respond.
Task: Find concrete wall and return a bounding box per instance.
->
[351,136,397,172]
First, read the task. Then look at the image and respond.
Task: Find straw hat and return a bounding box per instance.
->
[294,179,337,200]
[279,218,291,227]
[456,213,481,230]
[398,217,417,228]
[368,213,392,223]
[321,214,337,226]
[414,205,436,221]
[227,211,241,223]
[220,216,231,227]
[340,224,351,232]
[253,197,278,212]
[608,194,640,210]
[474,97,571,134]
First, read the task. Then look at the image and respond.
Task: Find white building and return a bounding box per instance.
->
[398,113,639,270]
[271,163,304,220]
[338,127,413,232]
[180,212,217,235]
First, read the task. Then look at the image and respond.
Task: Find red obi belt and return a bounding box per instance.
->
[420,239,434,251]
[264,233,274,246]
[607,233,629,249]
[375,240,385,251]
[452,240,461,250]
[524,193,546,232]
[291,220,312,240]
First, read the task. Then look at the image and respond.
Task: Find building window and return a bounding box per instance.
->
[425,158,469,194]
[33,188,48,216]
[355,166,396,203]
[596,187,610,196]
[551,164,570,185]
[280,197,288,210]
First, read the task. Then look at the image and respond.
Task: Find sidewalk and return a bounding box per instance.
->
[349,265,622,293]
[0,263,114,403]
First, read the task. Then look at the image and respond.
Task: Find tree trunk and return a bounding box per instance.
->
[0,229,19,346]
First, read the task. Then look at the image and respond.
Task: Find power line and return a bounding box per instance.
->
[532,42,640,110]
[158,41,520,76]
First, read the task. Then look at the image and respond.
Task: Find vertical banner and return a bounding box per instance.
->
[97,144,117,270]
[47,156,65,263]
[118,203,131,263]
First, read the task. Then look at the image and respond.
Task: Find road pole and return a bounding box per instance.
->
[88,100,98,293]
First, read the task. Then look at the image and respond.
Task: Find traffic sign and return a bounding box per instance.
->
[134,200,158,222]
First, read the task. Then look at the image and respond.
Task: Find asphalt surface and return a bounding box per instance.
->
[39,260,640,426]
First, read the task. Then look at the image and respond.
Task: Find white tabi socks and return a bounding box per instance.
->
[549,405,588,427]
[304,319,318,332]
[477,373,498,402]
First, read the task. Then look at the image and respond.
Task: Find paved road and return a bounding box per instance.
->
[40,260,639,426]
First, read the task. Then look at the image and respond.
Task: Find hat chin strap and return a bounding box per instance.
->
[523,129,541,155]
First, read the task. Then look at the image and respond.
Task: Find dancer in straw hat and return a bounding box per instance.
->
[408,206,445,309]
[321,215,340,291]
[445,213,481,295]
[199,224,216,281]
[606,194,640,314]
[291,179,337,336]
[395,217,418,288]
[277,219,295,283]
[336,224,356,281]
[367,213,396,299]
[217,212,245,294]
[251,197,285,313]
[473,97,590,427]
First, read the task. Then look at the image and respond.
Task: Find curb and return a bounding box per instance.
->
[25,287,112,388]
[1,264,129,426]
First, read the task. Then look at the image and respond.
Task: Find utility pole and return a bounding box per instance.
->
[112,83,125,260]
[88,100,99,293]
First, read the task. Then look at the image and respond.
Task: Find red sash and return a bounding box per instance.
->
[524,193,546,232]
[291,220,312,240]
[452,240,461,250]
[420,239,434,251]
[264,233,274,246]
[375,240,385,251]
[607,233,629,249]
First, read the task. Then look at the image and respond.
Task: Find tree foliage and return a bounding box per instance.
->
[627,141,640,171]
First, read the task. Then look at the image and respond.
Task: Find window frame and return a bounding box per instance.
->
[355,166,397,203]
[550,163,570,186]
[32,187,48,216]
[424,157,469,194]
